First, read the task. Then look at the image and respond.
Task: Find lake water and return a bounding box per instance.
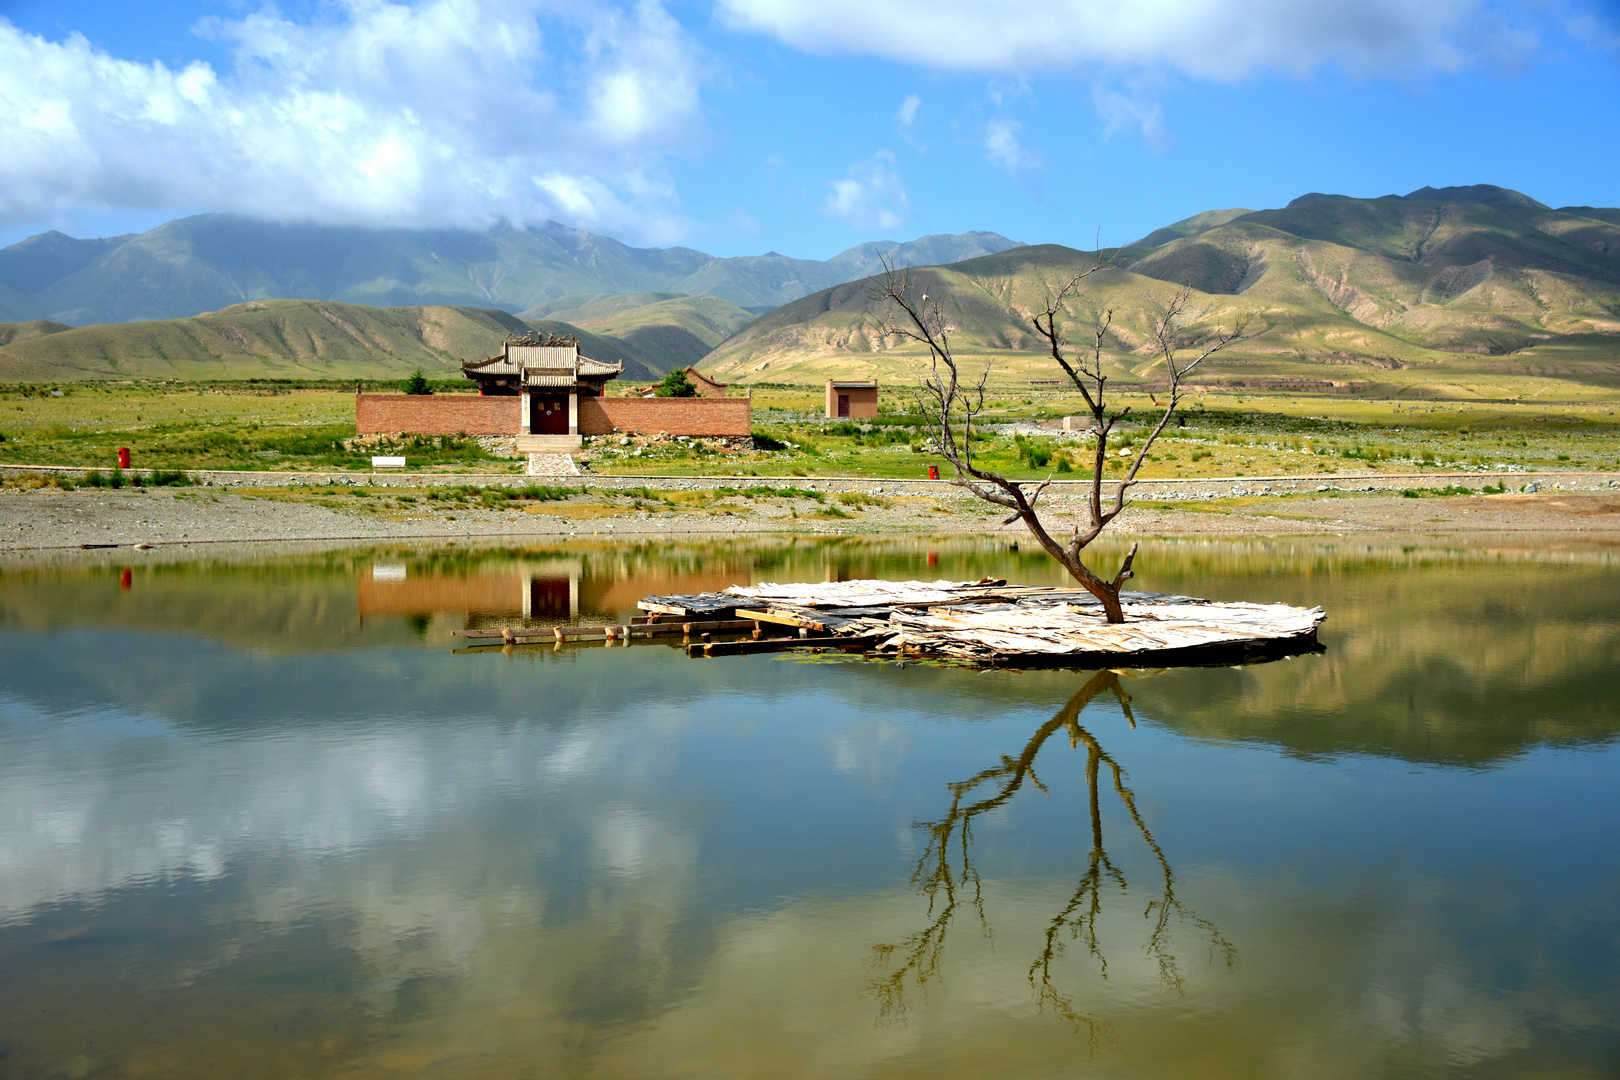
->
[1,536,1618,1078]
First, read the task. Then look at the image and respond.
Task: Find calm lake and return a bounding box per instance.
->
[1,535,1617,1078]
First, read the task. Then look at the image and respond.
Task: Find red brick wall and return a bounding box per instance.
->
[684,366,729,398]
[356,394,518,436]
[579,397,751,437]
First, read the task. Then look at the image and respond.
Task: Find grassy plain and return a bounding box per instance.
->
[2,381,1615,481]
[0,383,514,472]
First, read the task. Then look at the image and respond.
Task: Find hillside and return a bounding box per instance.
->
[0,320,71,347]
[0,300,665,382]
[535,293,758,370]
[701,186,1620,397]
[0,216,1023,327]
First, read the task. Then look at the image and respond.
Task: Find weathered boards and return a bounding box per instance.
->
[639,578,1326,665]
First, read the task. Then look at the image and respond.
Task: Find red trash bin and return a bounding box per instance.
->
[928,465,939,480]
[117,447,131,468]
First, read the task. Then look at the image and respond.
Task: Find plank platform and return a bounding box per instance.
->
[642,578,1326,666]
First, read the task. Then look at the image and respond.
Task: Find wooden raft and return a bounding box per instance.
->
[638,578,1326,665]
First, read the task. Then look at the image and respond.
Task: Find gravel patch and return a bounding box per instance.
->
[3,481,1618,553]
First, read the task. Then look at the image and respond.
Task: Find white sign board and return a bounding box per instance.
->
[371,455,407,468]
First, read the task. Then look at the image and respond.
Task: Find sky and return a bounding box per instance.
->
[0,0,1617,259]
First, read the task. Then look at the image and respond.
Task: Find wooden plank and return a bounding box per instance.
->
[687,635,880,658]
[637,593,739,617]
[554,624,654,639]
[452,628,554,640]
[681,619,761,633]
[734,608,827,631]
[458,617,763,642]
[638,601,700,616]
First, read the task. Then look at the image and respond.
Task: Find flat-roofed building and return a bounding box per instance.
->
[826,379,879,419]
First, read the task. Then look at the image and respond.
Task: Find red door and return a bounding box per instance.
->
[837,394,850,418]
[532,394,569,434]
[528,577,571,618]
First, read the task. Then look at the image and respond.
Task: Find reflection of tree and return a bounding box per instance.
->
[871,670,1235,1041]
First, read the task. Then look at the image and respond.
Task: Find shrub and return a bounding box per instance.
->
[81,468,128,489]
[1013,433,1054,469]
[515,484,577,501]
[654,368,697,398]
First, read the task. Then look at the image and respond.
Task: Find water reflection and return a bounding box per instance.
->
[0,535,1619,1076]
[873,670,1234,1041]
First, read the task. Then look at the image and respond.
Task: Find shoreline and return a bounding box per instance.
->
[4,480,1620,555]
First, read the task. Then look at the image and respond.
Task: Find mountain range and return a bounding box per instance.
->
[0,217,1023,327]
[702,185,1620,394]
[1,185,1615,391]
[0,300,692,383]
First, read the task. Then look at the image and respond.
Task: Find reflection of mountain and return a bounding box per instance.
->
[872,671,1233,1038]
[1117,538,1620,764]
[3,536,1618,764]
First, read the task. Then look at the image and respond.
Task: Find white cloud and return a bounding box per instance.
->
[895,93,921,127]
[894,93,924,150]
[0,0,706,242]
[823,150,910,230]
[715,0,1515,79]
[984,119,1041,174]
[1093,86,1170,152]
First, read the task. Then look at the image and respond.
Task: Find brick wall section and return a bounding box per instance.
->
[356,394,519,436]
[579,397,751,437]
[356,392,750,437]
[684,366,729,398]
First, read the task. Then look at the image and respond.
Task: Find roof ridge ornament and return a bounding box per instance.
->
[504,331,580,347]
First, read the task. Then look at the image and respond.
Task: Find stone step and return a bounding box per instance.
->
[517,434,582,452]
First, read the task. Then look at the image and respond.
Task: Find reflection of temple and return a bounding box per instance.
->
[359,559,583,623]
[358,558,751,626]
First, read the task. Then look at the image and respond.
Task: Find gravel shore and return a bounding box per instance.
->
[3,480,1618,553]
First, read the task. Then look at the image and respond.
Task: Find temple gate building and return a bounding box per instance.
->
[460,334,622,451]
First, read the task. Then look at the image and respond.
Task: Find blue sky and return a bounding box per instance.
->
[0,0,1616,258]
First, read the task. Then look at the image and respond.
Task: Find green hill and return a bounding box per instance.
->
[0,319,71,347]
[701,187,1620,398]
[0,300,665,382]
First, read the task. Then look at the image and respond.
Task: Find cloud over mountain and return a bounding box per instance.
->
[715,0,1527,78]
[824,151,910,230]
[0,0,704,242]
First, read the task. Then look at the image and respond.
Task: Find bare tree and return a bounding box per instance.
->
[869,260,1248,623]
